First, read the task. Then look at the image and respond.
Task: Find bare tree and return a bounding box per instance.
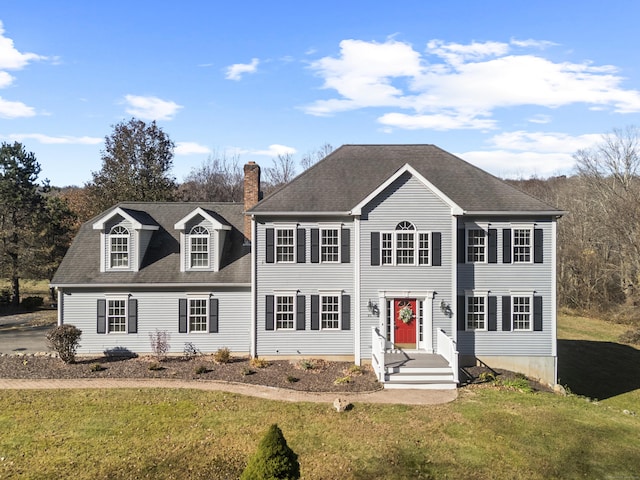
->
[263,153,297,192]
[300,142,334,171]
[573,126,640,307]
[179,152,243,202]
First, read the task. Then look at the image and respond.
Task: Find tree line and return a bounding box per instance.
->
[3,117,640,322]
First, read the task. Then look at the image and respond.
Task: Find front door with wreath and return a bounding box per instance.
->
[393,298,417,349]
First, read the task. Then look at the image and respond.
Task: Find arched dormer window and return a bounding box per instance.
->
[109,225,130,268]
[380,221,430,266]
[189,225,210,268]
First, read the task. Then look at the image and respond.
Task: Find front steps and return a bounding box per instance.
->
[382,352,457,390]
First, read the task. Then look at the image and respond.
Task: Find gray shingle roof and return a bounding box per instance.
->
[249,145,560,214]
[51,202,249,286]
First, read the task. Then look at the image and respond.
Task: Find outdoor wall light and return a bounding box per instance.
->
[367,299,380,317]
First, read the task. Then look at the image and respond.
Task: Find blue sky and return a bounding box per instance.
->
[2,0,640,187]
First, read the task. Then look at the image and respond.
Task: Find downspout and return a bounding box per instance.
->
[250,216,257,358]
[354,216,361,365]
[57,288,63,326]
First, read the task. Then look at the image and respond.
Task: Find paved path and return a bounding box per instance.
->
[0,377,458,405]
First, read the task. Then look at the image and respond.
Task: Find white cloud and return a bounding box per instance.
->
[124,95,182,121]
[458,131,603,178]
[0,21,47,70]
[2,133,102,144]
[0,97,36,118]
[225,58,259,81]
[303,37,640,130]
[239,144,297,157]
[527,114,552,124]
[175,142,212,155]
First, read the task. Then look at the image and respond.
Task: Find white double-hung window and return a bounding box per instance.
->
[381,222,430,266]
[189,225,210,268]
[109,225,130,269]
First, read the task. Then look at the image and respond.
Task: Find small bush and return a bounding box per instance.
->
[149,330,170,361]
[240,424,300,480]
[296,359,314,371]
[46,324,82,363]
[346,364,366,376]
[195,364,209,375]
[213,347,231,364]
[148,362,164,371]
[250,357,270,369]
[495,377,533,393]
[0,288,10,305]
[182,342,200,360]
[334,376,351,385]
[242,367,255,376]
[478,371,496,383]
[89,363,104,372]
[286,375,299,383]
[619,328,640,345]
[21,296,44,310]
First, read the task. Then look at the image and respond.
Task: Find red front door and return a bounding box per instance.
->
[394,299,417,348]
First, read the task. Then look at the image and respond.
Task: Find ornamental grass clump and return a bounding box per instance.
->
[46,324,82,364]
[240,424,300,480]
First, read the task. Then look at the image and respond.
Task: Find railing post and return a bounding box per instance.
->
[371,326,386,383]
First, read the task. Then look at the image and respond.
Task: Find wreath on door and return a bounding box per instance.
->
[399,304,413,324]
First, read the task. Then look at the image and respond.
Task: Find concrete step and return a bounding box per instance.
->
[386,366,452,375]
[383,380,458,390]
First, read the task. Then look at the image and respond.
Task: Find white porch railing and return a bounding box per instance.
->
[371,326,387,382]
[437,329,459,383]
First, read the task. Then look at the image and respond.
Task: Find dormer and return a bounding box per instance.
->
[174,207,232,272]
[92,207,160,273]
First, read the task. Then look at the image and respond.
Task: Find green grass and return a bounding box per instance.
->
[0,313,638,479]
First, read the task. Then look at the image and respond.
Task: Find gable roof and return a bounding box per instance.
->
[249,144,561,215]
[52,202,249,287]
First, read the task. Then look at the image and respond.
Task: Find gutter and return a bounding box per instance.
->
[49,282,251,289]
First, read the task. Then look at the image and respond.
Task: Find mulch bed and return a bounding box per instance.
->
[0,354,382,393]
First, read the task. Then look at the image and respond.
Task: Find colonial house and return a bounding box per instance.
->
[51,145,563,389]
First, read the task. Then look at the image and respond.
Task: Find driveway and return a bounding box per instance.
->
[0,312,52,354]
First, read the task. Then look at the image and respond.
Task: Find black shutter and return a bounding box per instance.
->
[209,298,219,333]
[341,295,351,330]
[457,228,466,264]
[502,296,511,331]
[488,296,497,331]
[265,228,275,263]
[534,229,544,263]
[311,228,319,263]
[311,295,320,330]
[179,298,188,333]
[341,228,350,263]
[296,295,305,330]
[503,229,512,264]
[533,296,543,331]
[488,229,497,264]
[127,298,137,334]
[457,296,465,331]
[265,295,274,330]
[97,299,106,334]
[432,232,442,266]
[296,228,306,263]
[371,232,380,266]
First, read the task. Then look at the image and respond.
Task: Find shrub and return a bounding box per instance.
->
[240,424,300,480]
[89,363,104,372]
[148,362,164,371]
[242,367,255,376]
[149,330,170,361]
[346,364,366,376]
[0,288,10,305]
[619,328,640,345]
[296,359,314,371]
[46,324,82,363]
[250,357,270,369]
[286,375,299,383]
[334,376,351,385]
[21,296,44,310]
[182,342,200,360]
[213,347,231,364]
[195,364,209,375]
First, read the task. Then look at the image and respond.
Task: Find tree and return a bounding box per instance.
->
[86,118,177,211]
[179,152,243,202]
[263,153,297,194]
[37,194,77,281]
[240,424,300,480]
[574,126,640,307]
[300,142,334,171]
[0,142,46,306]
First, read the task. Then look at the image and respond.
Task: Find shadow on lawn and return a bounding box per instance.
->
[558,339,640,400]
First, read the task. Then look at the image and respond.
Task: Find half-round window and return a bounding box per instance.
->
[395,221,415,231]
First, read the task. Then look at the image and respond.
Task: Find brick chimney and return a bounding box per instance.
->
[244,161,261,241]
